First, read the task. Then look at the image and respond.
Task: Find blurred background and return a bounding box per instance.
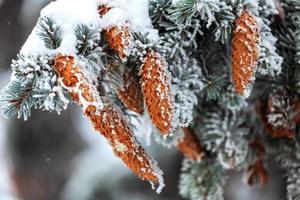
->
[0,0,287,200]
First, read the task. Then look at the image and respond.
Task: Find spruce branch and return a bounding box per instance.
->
[0,81,34,120]
[200,76,228,102]
[179,159,226,200]
[198,108,250,169]
[168,0,197,25]
[284,0,300,64]
[37,17,62,49]
[6,54,69,117]
[150,0,172,25]
[168,0,235,43]
[287,168,300,200]
[257,21,283,77]
[75,24,100,56]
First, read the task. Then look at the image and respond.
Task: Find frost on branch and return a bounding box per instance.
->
[273,134,300,200]
[173,89,198,127]
[168,0,235,43]
[170,58,203,91]
[0,54,68,120]
[287,168,300,200]
[37,16,62,49]
[221,85,247,111]
[75,24,101,56]
[179,159,226,200]
[199,109,250,169]
[284,0,300,64]
[257,21,283,76]
[258,0,279,17]
[171,58,203,127]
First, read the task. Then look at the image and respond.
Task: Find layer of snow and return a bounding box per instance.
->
[21,0,158,56]
[131,114,153,146]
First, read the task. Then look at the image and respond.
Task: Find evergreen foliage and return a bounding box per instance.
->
[179,159,226,200]
[37,17,62,49]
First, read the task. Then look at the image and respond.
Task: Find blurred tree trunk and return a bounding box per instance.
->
[0,1,87,200]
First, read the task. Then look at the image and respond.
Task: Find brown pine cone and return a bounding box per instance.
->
[117,68,144,114]
[244,138,268,187]
[54,54,164,187]
[98,5,131,60]
[245,159,268,187]
[232,11,260,96]
[177,128,204,161]
[257,92,300,138]
[140,49,174,135]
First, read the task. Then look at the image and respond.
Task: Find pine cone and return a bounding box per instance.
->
[117,68,144,114]
[54,54,163,186]
[258,92,300,138]
[98,5,131,60]
[245,160,268,187]
[140,49,174,134]
[177,128,204,161]
[244,138,268,187]
[232,11,259,96]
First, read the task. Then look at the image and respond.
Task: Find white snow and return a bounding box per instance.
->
[21,0,158,56]
[257,21,283,77]
[131,114,153,146]
[112,0,159,41]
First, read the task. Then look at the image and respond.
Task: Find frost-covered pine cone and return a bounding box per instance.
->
[244,138,268,187]
[232,10,259,96]
[177,128,204,161]
[98,5,131,60]
[140,49,174,135]
[54,54,164,189]
[117,68,144,114]
[258,91,300,139]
